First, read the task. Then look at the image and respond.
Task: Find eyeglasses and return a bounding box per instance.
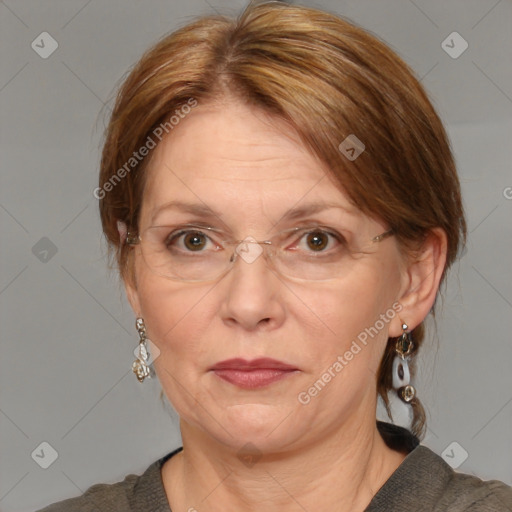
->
[125,224,394,282]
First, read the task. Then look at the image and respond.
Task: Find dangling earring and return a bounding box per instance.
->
[132,317,152,383]
[392,323,416,403]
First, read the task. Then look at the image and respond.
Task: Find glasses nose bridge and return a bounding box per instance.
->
[228,237,275,269]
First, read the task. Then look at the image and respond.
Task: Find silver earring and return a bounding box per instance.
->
[132,318,153,383]
[392,323,416,403]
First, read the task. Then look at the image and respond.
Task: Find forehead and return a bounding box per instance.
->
[140,100,362,226]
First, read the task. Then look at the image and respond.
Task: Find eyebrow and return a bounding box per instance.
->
[151,201,219,224]
[150,200,358,225]
[278,201,358,221]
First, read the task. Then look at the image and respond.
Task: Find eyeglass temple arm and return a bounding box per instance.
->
[372,229,394,243]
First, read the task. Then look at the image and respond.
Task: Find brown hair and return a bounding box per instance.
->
[99,0,466,438]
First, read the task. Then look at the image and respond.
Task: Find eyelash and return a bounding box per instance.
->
[164,226,347,252]
[165,229,219,251]
[292,228,346,251]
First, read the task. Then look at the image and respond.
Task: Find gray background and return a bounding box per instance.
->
[1,1,511,510]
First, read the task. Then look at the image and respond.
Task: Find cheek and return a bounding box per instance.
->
[134,267,217,360]
[135,276,219,416]
[296,262,401,367]
[290,279,396,413]
[304,274,392,336]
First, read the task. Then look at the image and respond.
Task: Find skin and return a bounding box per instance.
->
[123,97,447,512]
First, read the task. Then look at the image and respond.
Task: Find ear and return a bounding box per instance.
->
[117,220,143,317]
[389,227,448,336]
[124,273,142,318]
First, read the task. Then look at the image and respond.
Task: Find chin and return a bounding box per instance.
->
[210,403,302,450]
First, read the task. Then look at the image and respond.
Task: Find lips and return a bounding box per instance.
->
[210,358,298,371]
[210,358,299,389]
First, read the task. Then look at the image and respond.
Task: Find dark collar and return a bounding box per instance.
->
[376,420,420,453]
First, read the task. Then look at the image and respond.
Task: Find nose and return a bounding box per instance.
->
[218,241,286,332]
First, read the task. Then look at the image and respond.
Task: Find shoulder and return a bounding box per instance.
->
[369,423,511,512]
[34,447,183,512]
[413,446,512,511]
[436,467,512,511]
[35,473,139,512]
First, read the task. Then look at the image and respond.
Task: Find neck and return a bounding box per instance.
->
[162,415,406,512]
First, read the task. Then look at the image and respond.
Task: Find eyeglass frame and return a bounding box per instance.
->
[124,225,395,282]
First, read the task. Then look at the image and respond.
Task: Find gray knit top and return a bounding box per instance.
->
[36,422,512,511]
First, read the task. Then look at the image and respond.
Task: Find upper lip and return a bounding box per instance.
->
[210,358,298,371]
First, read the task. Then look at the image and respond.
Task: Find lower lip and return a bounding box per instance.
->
[212,369,298,389]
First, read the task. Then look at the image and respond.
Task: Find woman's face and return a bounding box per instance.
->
[125,98,408,452]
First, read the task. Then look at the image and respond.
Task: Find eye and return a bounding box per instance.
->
[166,230,218,252]
[291,228,344,253]
[305,231,329,251]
